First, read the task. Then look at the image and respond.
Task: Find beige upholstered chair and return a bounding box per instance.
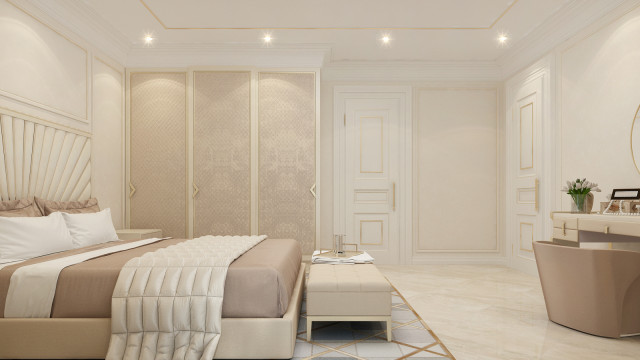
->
[533,241,640,338]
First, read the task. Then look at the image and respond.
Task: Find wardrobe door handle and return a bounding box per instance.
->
[129,182,136,199]
[193,183,200,199]
[310,184,316,199]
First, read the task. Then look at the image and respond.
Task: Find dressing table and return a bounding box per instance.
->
[551,212,640,244]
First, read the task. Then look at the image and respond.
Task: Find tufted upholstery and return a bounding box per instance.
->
[106,235,266,360]
[307,264,391,317]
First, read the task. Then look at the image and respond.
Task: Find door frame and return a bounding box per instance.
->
[334,86,412,264]
[505,56,556,275]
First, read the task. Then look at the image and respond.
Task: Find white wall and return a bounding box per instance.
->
[505,3,640,263]
[0,0,125,225]
[321,77,504,264]
[92,58,124,229]
[558,4,640,208]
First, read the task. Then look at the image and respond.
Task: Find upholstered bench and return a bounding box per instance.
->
[306,264,392,341]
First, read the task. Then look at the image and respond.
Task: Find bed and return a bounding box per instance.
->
[0,237,304,359]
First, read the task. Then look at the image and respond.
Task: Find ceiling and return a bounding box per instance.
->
[82,0,572,62]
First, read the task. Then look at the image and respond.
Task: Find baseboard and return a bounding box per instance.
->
[409,255,508,265]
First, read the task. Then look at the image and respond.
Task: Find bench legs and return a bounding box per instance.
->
[306,315,393,342]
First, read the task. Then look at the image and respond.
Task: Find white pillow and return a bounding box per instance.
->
[61,208,119,248]
[0,212,74,262]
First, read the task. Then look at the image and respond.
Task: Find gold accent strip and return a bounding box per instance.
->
[360,219,383,246]
[519,102,534,170]
[192,182,199,198]
[128,182,136,199]
[140,0,518,30]
[360,116,383,174]
[519,222,534,253]
[631,103,640,175]
[534,178,539,212]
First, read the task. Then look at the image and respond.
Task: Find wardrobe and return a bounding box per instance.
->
[126,70,318,254]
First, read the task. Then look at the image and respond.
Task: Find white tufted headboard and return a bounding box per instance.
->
[0,111,91,201]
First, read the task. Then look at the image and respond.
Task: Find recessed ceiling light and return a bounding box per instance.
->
[497,33,508,44]
[381,35,391,44]
[263,34,272,43]
[144,35,154,44]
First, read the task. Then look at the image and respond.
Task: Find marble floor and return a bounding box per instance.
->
[377,265,640,360]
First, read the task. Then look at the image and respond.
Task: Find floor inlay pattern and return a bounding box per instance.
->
[294,287,454,359]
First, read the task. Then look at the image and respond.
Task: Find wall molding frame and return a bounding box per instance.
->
[410,85,503,263]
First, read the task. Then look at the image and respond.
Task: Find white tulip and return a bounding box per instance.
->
[576,183,582,189]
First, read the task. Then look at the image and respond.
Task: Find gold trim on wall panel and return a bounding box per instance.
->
[4,0,89,123]
[516,187,536,204]
[140,0,518,30]
[519,222,534,253]
[413,87,500,253]
[519,102,534,170]
[630,103,640,175]
[360,219,384,246]
[359,116,384,174]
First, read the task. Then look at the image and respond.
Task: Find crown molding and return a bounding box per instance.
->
[322,61,502,82]
[498,0,635,80]
[23,0,131,64]
[126,43,331,68]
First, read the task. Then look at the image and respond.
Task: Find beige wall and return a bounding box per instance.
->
[0,0,125,225]
[415,88,498,253]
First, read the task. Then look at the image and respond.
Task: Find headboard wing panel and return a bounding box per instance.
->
[0,113,91,201]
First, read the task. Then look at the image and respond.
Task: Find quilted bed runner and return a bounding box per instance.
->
[106,235,266,360]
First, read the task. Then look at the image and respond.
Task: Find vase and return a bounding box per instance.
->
[571,192,594,213]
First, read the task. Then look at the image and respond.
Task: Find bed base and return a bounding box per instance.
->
[0,263,305,359]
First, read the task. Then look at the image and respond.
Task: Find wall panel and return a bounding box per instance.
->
[193,71,251,236]
[0,0,87,122]
[129,72,186,238]
[92,59,124,228]
[416,88,497,252]
[258,72,316,254]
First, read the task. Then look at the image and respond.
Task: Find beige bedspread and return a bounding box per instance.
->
[0,238,301,318]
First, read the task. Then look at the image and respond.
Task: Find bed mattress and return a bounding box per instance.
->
[0,238,301,319]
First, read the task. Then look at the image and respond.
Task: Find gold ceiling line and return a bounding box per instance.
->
[140,0,519,30]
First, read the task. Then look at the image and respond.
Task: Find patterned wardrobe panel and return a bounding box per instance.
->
[258,72,316,254]
[129,72,187,238]
[193,71,251,236]
[0,113,91,201]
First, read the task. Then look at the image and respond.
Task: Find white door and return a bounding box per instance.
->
[510,78,544,273]
[343,98,400,264]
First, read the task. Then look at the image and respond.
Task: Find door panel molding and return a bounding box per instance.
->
[334,86,412,265]
[505,55,555,275]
